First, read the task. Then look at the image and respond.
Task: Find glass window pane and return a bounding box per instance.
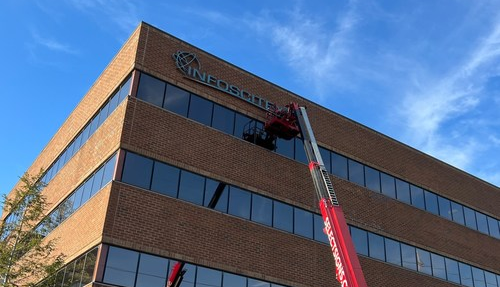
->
[294,208,313,238]
[380,173,396,198]
[212,104,235,134]
[364,167,380,192]
[188,95,213,126]
[81,248,98,285]
[424,190,439,215]
[164,84,190,117]
[119,76,132,103]
[464,207,477,230]
[459,263,474,287]
[273,201,293,232]
[395,179,411,204]
[233,113,251,139]
[88,115,99,137]
[476,212,489,234]
[385,238,401,266]
[313,214,328,244]
[319,147,331,173]
[228,187,251,219]
[81,124,91,146]
[204,179,228,213]
[101,154,116,186]
[98,102,111,126]
[223,272,246,287]
[178,171,205,205]
[275,137,294,159]
[451,202,465,225]
[472,267,486,287]
[90,167,105,197]
[251,194,272,226]
[196,267,222,287]
[179,263,195,287]
[332,153,348,179]
[137,73,165,107]
[438,197,452,220]
[445,258,460,284]
[485,271,497,287]
[294,138,308,164]
[62,261,75,287]
[348,160,364,186]
[70,256,85,286]
[431,253,446,279]
[350,227,368,256]
[136,254,168,287]
[248,279,270,287]
[108,91,120,113]
[416,249,432,275]
[151,162,180,197]
[80,178,94,204]
[122,152,154,190]
[103,247,139,287]
[487,217,500,239]
[401,244,416,270]
[368,233,385,261]
[72,186,84,210]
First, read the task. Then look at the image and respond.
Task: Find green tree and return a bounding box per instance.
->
[0,171,64,287]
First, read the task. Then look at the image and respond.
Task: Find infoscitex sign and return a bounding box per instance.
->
[172,51,273,111]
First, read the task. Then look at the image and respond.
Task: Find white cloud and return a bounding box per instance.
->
[32,32,79,55]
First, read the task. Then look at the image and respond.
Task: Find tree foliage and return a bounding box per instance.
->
[0,171,64,287]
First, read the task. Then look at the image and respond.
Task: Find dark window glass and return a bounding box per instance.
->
[233,113,251,139]
[74,133,83,152]
[90,167,105,197]
[364,167,380,192]
[88,116,99,137]
[80,179,94,204]
[98,102,111,126]
[319,147,331,173]
[487,217,500,239]
[438,197,452,220]
[81,248,98,285]
[248,279,270,287]
[351,227,368,256]
[119,76,132,103]
[197,267,222,287]
[72,186,84,210]
[122,152,154,190]
[451,202,465,225]
[459,263,474,287]
[476,212,489,234]
[424,190,439,215]
[294,208,313,238]
[380,173,396,198]
[416,249,432,275]
[348,160,364,186]
[188,95,213,126]
[108,91,120,113]
[228,187,251,219]
[70,256,85,286]
[137,73,165,107]
[136,254,169,287]
[180,264,195,287]
[464,207,477,229]
[275,137,294,159]
[103,246,139,287]
[368,233,385,261]
[223,272,246,287]
[62,261,75,287]
[445,258,460,284]
[164,84,190,117]
[385,238,401,266]
[401,244,417,270]
[151,162,180,198]
[313,214,328,244]
[331,153,348,179]
[204,179,228,213]
[212,104,235,134]
[395,179,411,204]
[294,138,308,164]
[81,124,91,145]
[178,171,205,205]
[101,154,116,186]
[431,253,446,279]
[472,267,486,287]
[485,271,497,287]
[251,194,272,226]
[273,201,293,232]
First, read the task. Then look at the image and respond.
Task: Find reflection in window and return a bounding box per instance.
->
[313,215,328,244]
[103,247,139,287]
[395,179,410,204]
[251,194,272,226]
[294,208,313,238]
[364,167,380,192]
[401,244,416,270]
[178,171,205,205]
[197,267,222,287]
[487,217,500,239]
[348,160,364,186]
[137,73,165,107]
[275,138,294,159]
[248,279,271,287]
[294,138,308,164]
[223,272,247,287]
[485,271,498,287]
[380,173,396,198]
[233,113,251,138]
[475,212,489,235]
[136,253,169,287]
[212,104,235,135]
[410,185,425,210]
[122,152,154,190]
[438,197,452,220]
[424,191,439,215]
[451,202,465,225]
[273,201,293,232]
[188,95,213,126]
[385,238,401,266]
[319,147,331,173]
[472,267,486,287]
[368,233,385,261]
[204,179,228,213]
[464,207,477,230]
[416,249,432,275]
[445,258,460,284]
[332,153,348,179]
[164,84,190,117]
[351,227,368,256]
[460,262,474,287]
[228,187,251,219]
[431,253,446,280]
[151,162,180,198]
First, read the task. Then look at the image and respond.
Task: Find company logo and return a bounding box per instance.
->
[171,50,273,111]
[173,51,201,75]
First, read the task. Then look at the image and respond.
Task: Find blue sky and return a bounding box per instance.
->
[1,0,500,199]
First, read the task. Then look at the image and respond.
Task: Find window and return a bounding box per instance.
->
[294,138,308,164]
[136,254,169,287]
[98,102,111,126]
[313,214,328,244]
[90,167,105,197]
[102,154,117,185]
[223,272,247,287]
[122,152,154,190]
[204,179,228,213]
[273,201,293,232]
[294,208,313,238]
[137,73,165,107]
[475,212,489,234]
[416,248,432,275]
[251,194,272,226]
[385,238,401,266]
[445,258,460,284]
[319,147,331,173]
[459,262,474,287]
[485,271,498,287]
[249,279,270,287]
[368,233,385,261]
[395,179,411,204]
[348,160,364,186]
[212,104,235,134]
[188,95,213,126]
[228,187,251,219]
[380,173,396,198]
[487,217,500,239]
[424,190,439,215]
[350,227,368,256]
[451,202,465,225]
[151,162,180,198]
[197,267,222,287]
[164,84,190,117]
[331,152,348,179]
[178,171,205,205]
[401,244,416,270]
[464,207,477,229]
[431,253,446,279]
[233,113,251,138]
[103,247,139,287]
[364,167,381,192]
[438,197,452,220]
[275,137,294,159]
[410,185,425,209]
[80,179,94,204]
[81,248,98,285]
[119,76,132,102]
[472,267,486,287]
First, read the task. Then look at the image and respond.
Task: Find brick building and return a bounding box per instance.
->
[3,22,500,287]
